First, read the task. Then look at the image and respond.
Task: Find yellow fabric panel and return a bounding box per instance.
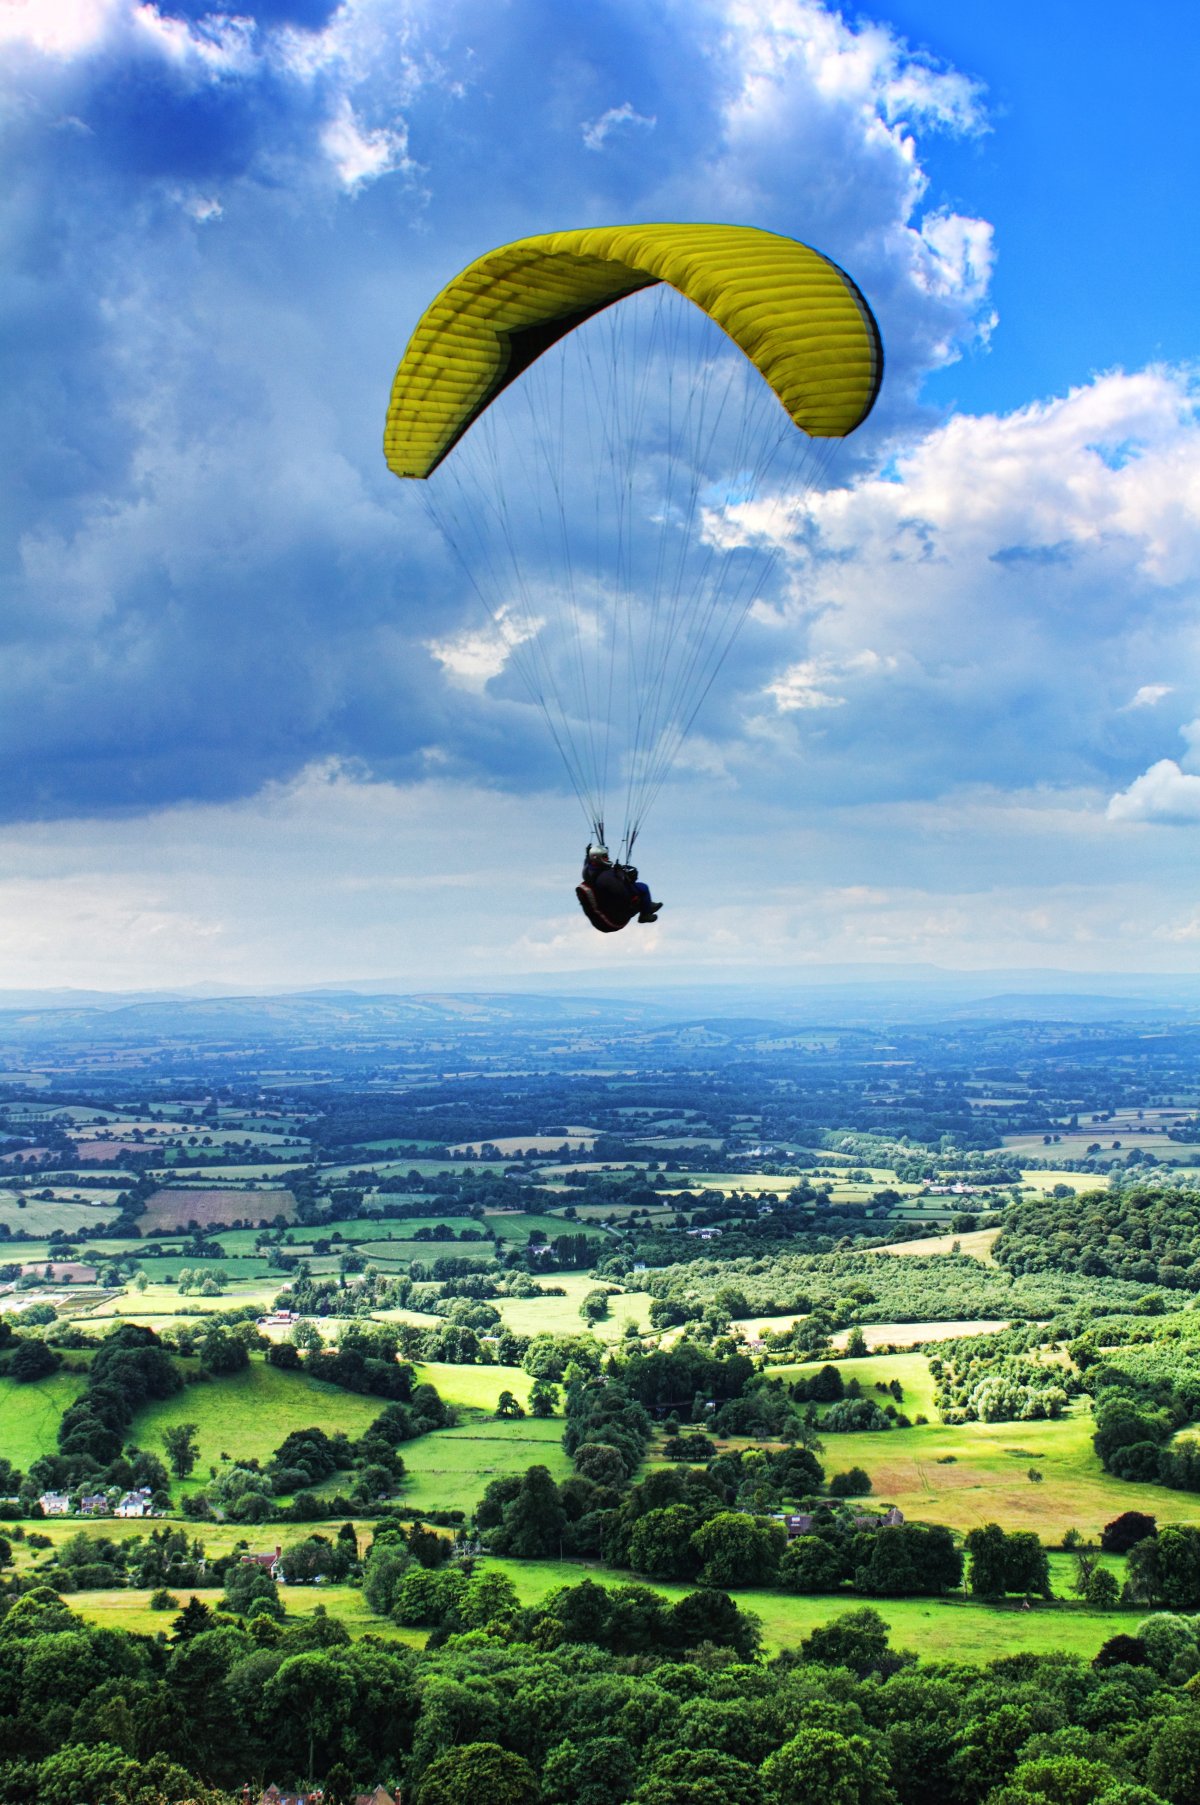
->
[384,223,882,479]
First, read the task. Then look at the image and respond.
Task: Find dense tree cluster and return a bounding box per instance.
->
[8,1575,1200,1804]
[640,1249,1163,1337]
[929,1329,1076,1424]
[996,1187,1200,1291]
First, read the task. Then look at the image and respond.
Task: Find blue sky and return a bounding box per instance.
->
[1,0,1198,990]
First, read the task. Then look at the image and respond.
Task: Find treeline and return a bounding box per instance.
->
[23,1322,183,1501]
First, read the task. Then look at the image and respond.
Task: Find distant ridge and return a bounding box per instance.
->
[2,976,1200,1047]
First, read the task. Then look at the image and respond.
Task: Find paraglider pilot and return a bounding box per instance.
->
[577,845,662,934]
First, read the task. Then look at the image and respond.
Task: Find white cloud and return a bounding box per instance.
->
[1108,760,1200,824]
[1123,684,1173,709]
[719,0,985,137]
[582,101,657,152]
[0,0,122,57]
[320,94,412,190]
[767,650,895,712]
[131,4,258,78]
[700,0,994,392]
[427,609,543,691]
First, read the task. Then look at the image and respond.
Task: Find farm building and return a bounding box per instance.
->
[241,1545,283,1579]
[784,1506,904,1537]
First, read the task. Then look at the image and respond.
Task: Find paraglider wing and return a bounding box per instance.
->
[384,223,883,479]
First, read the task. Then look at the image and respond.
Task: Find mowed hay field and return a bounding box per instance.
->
[871,1227,1001,1263]
[140,1187,296,1231]
[0,1194,119,1235]
[71,1586,427,1646]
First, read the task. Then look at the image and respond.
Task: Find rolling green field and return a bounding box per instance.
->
[0,1195,118,1234]
[494,1272,653,1340]
[120,1355,565,1510]
[399,1417,572,1513]
[131,1359,389,1490]
[0,1370,87,1467]
[413,1361,541,1411]
[778,1351,941,1422]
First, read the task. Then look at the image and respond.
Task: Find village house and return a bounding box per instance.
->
[78,1492,110,1515]
[37,1491,70,1516]
[116,1486,153,1517]
[853,1506,905,1529]
[256,1786,398,1805]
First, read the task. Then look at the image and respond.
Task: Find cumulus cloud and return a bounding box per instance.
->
[698,0,994,413]
[0,0,124,58]
[427,609,544,692]
[1107,760,1200,824]
[767,650,895,712]
[0,0,1009,825]
[711,366,1200,811]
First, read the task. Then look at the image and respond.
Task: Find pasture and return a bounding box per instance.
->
[0,1194,119,1235]
[131,1359,388,1490]
[798,1405,1189,1540]
[776,1351,940,1423]
[494,1273,654,1341]
[399,1417,572,1514]
[0,1370,88,1467]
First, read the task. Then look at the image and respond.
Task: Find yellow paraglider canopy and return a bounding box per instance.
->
[384,222,882,478]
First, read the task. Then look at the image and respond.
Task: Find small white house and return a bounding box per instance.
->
[37,1491,70,1516]
[116,1486,152,1518]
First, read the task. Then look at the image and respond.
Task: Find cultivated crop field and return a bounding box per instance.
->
[139,1187,297,1231]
